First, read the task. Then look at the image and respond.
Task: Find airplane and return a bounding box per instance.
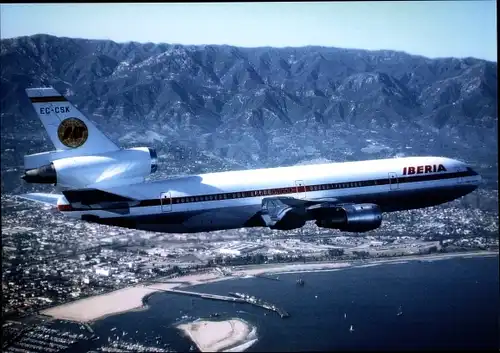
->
[18,87,482,234]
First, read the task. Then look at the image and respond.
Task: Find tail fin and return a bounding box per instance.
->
[26,87,119,154]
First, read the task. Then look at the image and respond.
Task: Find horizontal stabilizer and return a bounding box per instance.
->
[17,193,62,206]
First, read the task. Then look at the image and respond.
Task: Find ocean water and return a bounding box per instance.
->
[48,256,500,351]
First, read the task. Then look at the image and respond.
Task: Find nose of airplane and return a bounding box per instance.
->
[466,166,482,189]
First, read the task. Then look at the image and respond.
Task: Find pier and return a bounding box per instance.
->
[229,292,290,318]
[254,274,281,281]
[150,286,289,318]
[149,287,245,303]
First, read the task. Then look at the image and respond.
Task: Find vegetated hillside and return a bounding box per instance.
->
[1,34,497,195]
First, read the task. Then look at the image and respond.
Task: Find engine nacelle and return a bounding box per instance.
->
[315,203,382,233]
[22,147,157,188]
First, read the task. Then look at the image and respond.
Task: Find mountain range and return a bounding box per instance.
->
[1,34,497,195]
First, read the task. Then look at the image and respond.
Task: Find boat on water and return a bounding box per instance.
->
[349,325,354,333]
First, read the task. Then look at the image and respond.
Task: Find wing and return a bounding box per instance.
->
[258,196,383,232]
[61,188,139,215]
[17,193,62,207]
[258,196,342,230]
[17,188,138,215]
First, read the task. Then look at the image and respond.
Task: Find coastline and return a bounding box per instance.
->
[39,250,498,323]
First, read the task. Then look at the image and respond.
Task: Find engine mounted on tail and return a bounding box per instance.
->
[23,147,157,188]
[21,87,158,189]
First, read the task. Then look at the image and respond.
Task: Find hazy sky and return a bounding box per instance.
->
[0,1,497,61]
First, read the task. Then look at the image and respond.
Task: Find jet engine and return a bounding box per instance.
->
[22,147,158,188]
[315,203,382,233]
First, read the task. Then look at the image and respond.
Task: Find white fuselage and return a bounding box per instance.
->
[58,156,481,233]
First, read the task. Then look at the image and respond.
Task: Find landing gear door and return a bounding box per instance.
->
[160,192,172,212]
[295,180,306,199]
[389,172,399,190]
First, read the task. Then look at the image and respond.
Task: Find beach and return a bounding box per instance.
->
[40,286,158,323]
[39,272,235,322]
[177,318,256,352]
[39,251,498,323]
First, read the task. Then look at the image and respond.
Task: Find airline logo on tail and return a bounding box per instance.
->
[25,87,119,154]
[57,118,88,148]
